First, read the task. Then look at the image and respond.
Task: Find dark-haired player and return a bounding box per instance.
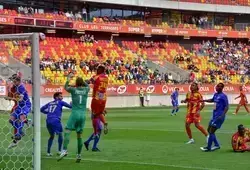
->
[58,74,90,162]
[171,88,179,116]
[90,65,109,136]
[232,124,250,152]
[200,83,229,152]
[5,74,30,139]
[233,86,250,115]
[40,92,72,156]
[181,82,208,144]
[7,74,31,149]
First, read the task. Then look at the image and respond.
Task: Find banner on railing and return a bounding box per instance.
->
[0,15,250,38]
[0,84,248,97]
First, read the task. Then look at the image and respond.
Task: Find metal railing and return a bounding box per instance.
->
[169,0,250,6]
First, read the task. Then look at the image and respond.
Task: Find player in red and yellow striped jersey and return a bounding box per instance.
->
[84,65,108,152]
[233,86,250,115]
[181,82,208,144]
[232,124,250,152]
[90,65,108,135]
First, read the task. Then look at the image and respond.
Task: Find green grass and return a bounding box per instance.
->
[1,105,250,170]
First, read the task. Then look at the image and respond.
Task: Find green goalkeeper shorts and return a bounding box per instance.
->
[65,111,86,133]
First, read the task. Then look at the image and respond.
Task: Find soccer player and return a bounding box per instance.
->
[8,74,31,148]
[58,73,90,163]
[40,92,72,156]
[84,110,106,152]
[233,86,250,115]
[200,83,229,152]
[171,88,179,116]
[5,74,31,138]
[231,124,250,152]
[90,65,109,135]
[181,82,208,144]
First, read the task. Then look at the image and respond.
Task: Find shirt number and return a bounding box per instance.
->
[49,105,57,113]
[79,95,82,104]
[99,82,108,90]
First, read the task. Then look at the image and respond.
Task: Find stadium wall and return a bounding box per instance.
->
[0,94,246,111]
[82,0,250,14]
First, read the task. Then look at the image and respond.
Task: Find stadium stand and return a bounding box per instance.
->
[4,37,174,85]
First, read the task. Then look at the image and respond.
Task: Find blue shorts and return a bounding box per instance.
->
[46,120,63,135]
[209,118,225,129]
[11,106,31,119]
[172,101,179,107]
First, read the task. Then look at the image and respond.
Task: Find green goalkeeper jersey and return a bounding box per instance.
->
[64,80,90,112]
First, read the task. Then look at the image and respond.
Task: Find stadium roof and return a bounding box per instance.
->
[81,0,250,14]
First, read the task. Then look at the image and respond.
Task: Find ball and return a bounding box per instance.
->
[39,33,46,41]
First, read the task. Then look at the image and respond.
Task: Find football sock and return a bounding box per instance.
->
[47,137,54,153]
[93,134,100,149]
[213,133,219,147]
[207,133,214,150]
[58,133,63,152]
[196,124,208,136]
[176,108,179,113]
[63,132,70,150]
[77,138,83,154]
[85,133,94,144]
[171,109,175,114]
[185,126,192,139]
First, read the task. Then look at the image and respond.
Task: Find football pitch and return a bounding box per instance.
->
[1,105,250,170]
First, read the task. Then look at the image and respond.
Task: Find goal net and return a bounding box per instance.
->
[0,33,40,170]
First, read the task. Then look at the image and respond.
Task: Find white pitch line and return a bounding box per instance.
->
[39,126,250,134]
[44,156,224,170]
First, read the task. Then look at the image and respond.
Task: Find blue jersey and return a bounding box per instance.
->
[40,100,72,122]
[16,84,31,108]
[171,91,178,102]
[212,92,229,120]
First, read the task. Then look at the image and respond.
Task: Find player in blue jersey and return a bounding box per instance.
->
[200,83,229,152]
[171,88,179,116]
[40,92,72,156]
[8,74,32,148]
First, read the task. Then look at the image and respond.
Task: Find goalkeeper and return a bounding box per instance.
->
[58,73,90,163]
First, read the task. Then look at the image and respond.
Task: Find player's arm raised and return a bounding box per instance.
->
[64,73,74,93]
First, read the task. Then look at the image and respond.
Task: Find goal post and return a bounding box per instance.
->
[0,33,41,170]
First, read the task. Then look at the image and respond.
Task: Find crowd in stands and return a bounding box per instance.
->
[37,54,177,85]
[6,35,250,85]
[193,40,250,83]
[183,15,209,28]
[16,6,85,21]
[80,34,95,43]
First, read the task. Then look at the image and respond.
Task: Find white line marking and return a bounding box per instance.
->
[44,157,224,170]
[39,126,249,134]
